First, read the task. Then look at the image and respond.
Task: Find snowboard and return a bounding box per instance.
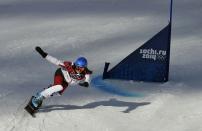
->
[24,96,40,117]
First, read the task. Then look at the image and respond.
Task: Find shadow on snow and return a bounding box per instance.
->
[39,98,150,113]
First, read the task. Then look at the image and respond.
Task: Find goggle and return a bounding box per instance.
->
[75,66,85,73]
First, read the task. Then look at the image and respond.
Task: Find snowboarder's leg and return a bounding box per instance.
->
[31,69,67,108]
[38,69,64,98]
[40,85,63,98]
[32,85,63,108]
[53,70,69,95]
[58,82,68,95]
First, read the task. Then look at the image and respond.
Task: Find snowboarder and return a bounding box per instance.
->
[26,46,92,113]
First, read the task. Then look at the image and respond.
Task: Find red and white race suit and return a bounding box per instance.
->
[40,55,91,98]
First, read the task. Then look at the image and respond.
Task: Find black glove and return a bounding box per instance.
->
[35,46,48,58]
[79,82,89,88]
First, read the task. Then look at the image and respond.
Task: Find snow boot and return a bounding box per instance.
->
[31,93,44,108]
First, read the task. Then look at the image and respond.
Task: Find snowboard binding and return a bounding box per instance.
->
[24,93,44,117]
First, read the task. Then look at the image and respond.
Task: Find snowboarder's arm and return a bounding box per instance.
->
[79,74,91,88]
[45,55,64,66]
[35,46,64,66]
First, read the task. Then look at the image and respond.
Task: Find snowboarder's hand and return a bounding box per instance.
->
[35,46,48,58]
[79,82,89,88]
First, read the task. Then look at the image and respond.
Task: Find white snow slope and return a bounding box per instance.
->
[0,0,202,131]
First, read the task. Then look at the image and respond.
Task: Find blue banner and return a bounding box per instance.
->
[103,22,171,82]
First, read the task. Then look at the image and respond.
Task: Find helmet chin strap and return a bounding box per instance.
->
[75,70,81,74]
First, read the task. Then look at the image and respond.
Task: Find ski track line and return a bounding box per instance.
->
[0,91,14,101]
[8,97,31,131]
[0,90,27,131]
[36,96,54,131]
[39,118,46,131]
[38,106,48,131]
